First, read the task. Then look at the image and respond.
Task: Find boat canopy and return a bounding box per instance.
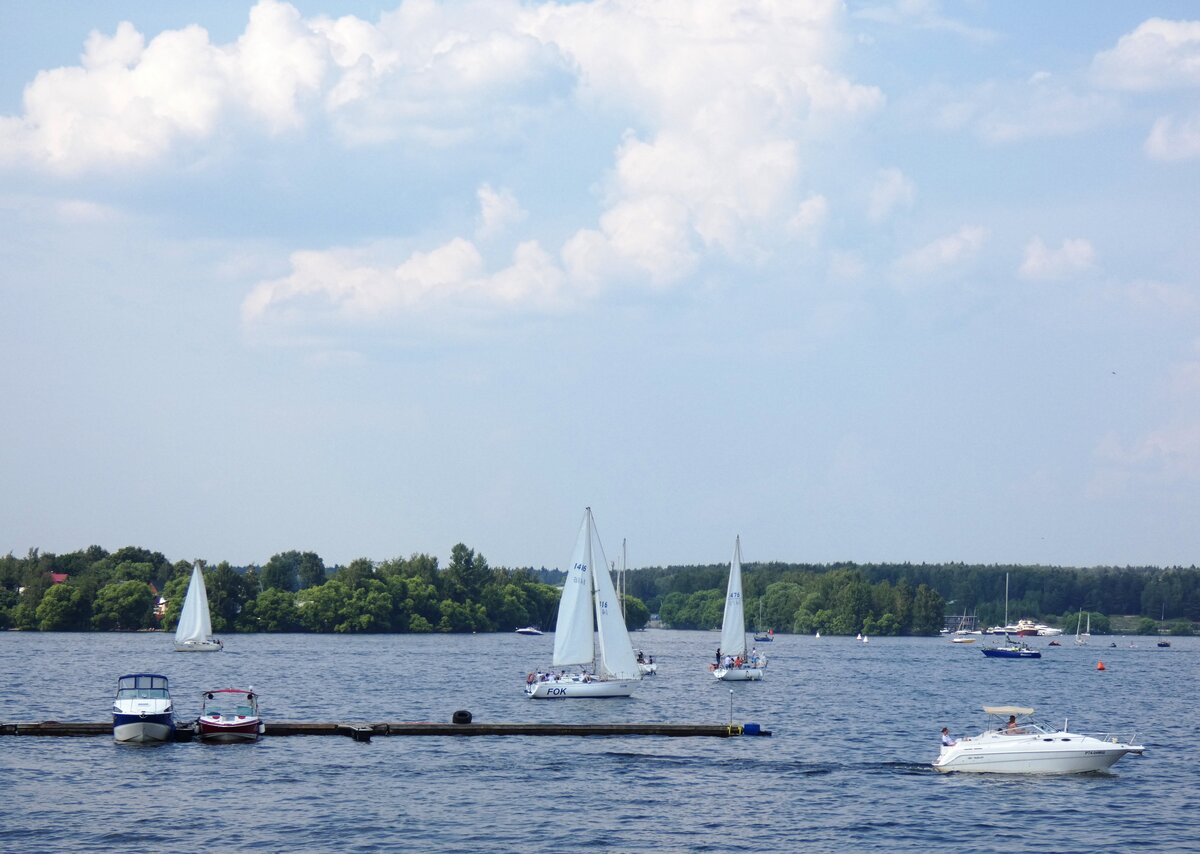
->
[983,705,1034,715]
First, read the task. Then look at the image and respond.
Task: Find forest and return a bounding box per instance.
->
[1,545,1197,636]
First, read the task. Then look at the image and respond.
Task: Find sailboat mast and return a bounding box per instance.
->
[621,538,627,619]
[1004,573,1009,627]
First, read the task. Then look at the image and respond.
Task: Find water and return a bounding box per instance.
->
[1,630,1196,852]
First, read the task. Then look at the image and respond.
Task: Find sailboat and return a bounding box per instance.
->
[618,538,656,674]
[753,600,774,642]
[173,563,222,652]
[525,508,643,698]
[1074,608,1087,646]
[712,536,766,681]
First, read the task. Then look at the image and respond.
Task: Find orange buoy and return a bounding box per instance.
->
[1097,661,1106,670]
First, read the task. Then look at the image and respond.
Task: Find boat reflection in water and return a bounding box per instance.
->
[934,706,1144,774]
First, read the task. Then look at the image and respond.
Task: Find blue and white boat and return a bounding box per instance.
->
[981,636,1042,659]
[112,674,175,743]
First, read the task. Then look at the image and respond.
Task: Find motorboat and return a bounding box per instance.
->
[198,688,264,742]
[635,649,657,674]
[934,706,1144,774]
[950,636,976,644]
[112,674,175,743]
[981,635,1042,659]
[515,626,544,636]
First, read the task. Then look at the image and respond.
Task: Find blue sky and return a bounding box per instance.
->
[2,1,1198,572]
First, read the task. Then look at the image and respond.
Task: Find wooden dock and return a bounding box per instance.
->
[1,720,769,741]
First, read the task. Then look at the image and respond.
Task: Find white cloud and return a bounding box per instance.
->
[475,184,526,240]
[854,0,997,42]
[1093,421,1200,485]
[1091,18,1200,92]
[787,194,829,239]
[1145,113,1200,161]
[868,167,914,222]
[938,75,1119,144]
[893,225,986,278]
[1018,237,1096,281]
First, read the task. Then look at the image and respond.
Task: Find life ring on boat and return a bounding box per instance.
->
[526,672,535,685]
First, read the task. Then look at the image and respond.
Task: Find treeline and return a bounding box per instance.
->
[624,560,1200,636]
[0,545,649,635]
[3,546,1198,636]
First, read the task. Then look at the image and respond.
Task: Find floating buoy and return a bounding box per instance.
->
[1097,661,1106,671]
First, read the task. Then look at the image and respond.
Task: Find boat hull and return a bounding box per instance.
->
[934,733,1142,774]
[198,717,263,742]
[525,678,636,698]
[175,640,222,652]
[113,713,175,743]
[638,662,657,675]
[714,666,764,681]
[981,648,1041,658]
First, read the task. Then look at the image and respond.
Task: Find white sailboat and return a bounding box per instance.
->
[174,563,223,652]
[1075,608,1087,646]
[525,508,643,698]
[713,536,766,681]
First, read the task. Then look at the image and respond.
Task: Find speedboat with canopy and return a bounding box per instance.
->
[934,705,1144,774]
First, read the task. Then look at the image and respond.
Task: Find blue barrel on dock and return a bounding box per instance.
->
[743,723,761,735]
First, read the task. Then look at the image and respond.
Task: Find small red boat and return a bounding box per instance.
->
[198,688,264,743]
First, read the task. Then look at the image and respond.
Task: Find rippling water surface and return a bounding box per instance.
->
[1,630,1194,852]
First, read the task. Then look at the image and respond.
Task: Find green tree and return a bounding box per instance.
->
[911,584,946,635]
[297,552,327,589]
[35,584,87,631]
[445,544,491,601]
[92,580,154,630]
[261,551,302,592]
[622,594,650,631]
[242,588,301,632]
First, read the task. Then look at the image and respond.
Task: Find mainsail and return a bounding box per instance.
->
[175,563,214,645]
[719,536,747,658]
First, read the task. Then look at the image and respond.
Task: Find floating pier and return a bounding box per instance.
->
[1,719,769,742]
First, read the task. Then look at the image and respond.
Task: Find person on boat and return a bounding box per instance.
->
[941,727,956,747]
[1006,715,1023,734]
[636,650,645,663]
[715,648,721,666]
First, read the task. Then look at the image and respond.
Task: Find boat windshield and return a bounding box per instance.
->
[203,693,257,717]
[116,675,169,695]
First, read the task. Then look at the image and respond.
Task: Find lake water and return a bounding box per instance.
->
[1,630,1195,852]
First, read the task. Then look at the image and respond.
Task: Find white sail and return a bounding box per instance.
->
[175,564,214,645]
[552,510,599,667]
[589,516,641,680]
[719,536,747,658]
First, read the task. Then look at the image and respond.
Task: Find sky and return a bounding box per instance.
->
[2,1,1199,573]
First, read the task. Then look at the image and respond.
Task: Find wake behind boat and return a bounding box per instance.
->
[525,508,643,699]
[711,536,766,681]
[174,562,222,652]
[112,673,175,743]
[934,706,1144,774]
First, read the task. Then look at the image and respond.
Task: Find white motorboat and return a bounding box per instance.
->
[112,674,175,743]
[934,706,1144,774]
[515,626,544,636]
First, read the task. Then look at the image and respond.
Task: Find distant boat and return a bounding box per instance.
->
[174,563,222,652]
[515,626,543,636]
[198,688,263,742]
[112,674,175,743]
[951,636,976,644]
[982,635,1042,659]
[712,536,766,681]
[753,601,774,642]
[525,508,643,698]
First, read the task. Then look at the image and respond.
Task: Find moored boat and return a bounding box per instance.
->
[198,688,264,742]
[934,706,1144,774]
[112,674,175,743]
